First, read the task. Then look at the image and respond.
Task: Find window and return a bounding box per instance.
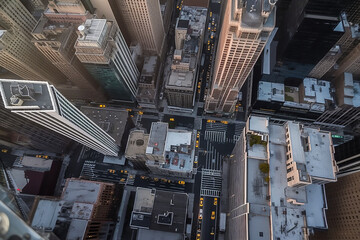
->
[259,232,263,237]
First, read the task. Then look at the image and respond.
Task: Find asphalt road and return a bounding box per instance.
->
[201,196,217,240]
[191,118,243,240]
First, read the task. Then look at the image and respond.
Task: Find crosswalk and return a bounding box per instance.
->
[205,130,237,143]
[233,135,241,142]
[206,122,228,132]
[126,176,135,185]
[200,169,222,197]
[235,123,245,136]
[205,130,226,142]
[80,160,96,179]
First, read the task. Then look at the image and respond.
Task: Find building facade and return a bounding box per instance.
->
[333,136,360,176]
[0,0,37,37]
[0,0,81,94]
[314,72,360,131]
[137,55,160,109]
[0,79,119,156]
[75,19,139,102]
[311,171,360,240]
[0,99,71,153]
[43,0,92,24]
[205,0,276,114]
[32,16,106,101]
[308,17,360,80]
[116,0,165,55]
[165,6,206,110]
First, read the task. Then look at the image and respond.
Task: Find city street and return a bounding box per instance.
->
[192,118,244,239]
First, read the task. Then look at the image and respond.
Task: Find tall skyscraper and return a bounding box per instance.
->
[116,0,165,55]
[0,79,119,156]
[165,6,206,110]
[0,99,71,153]
[333,136,360,176]
[0,0,83,97]
[309,14,360,80]
[205,0,276,114]
[75,19,139,102]
[311,171,360,240]
[32,16,106,101]
[44,0,92,24]
[0,0,37,37]
[0,29,67,85]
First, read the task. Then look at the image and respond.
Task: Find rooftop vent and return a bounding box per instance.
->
[136,139,144,146]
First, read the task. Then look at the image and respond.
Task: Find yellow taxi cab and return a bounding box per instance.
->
[211,211,215,220]
[199,197,203,207]
[178,180,185,185]
[214,197,218,206]
[196,232,201,240]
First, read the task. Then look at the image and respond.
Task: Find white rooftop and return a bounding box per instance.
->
[305,184,327,228]
[19,156,53,171]
[267,124,330,239]
[142,56,158,76]
[62,179,101,204]
[66,219,87,240]
[303,78,332,104]
[168,71,194,88]
[77,19,108,46]
[165,130,192,152]
[287,122,306,165]
[353,81,360,107]
[133,188,155,214]
[178,6,207,33]
[248,115,269,134]
[257,81,285,102]
[70,202,94,220]
[31,199,62,231]
[303,127,336,180]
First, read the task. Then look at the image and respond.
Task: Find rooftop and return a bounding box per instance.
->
[17,156,53,171]
[257,81,284,102]
[242,116,333,240]
[354,81,360,107]
[303,78,332,105]
[81,106,128,146]
[178,6,207,33]
[140,56,158,84]
[303,127,337,180]
[131,188,188,234]
[258,77,333,112]
[69,202,94,220]
[62,179,101,204]
[125,130,150,158]
[76,19,109,46]
[147,122,168,156]
[248,115,269,134]
[66,219,88,240]
[0,79,55,111]
[31,199,62,231]
[163,129,195,172]
[167,71,194,89]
